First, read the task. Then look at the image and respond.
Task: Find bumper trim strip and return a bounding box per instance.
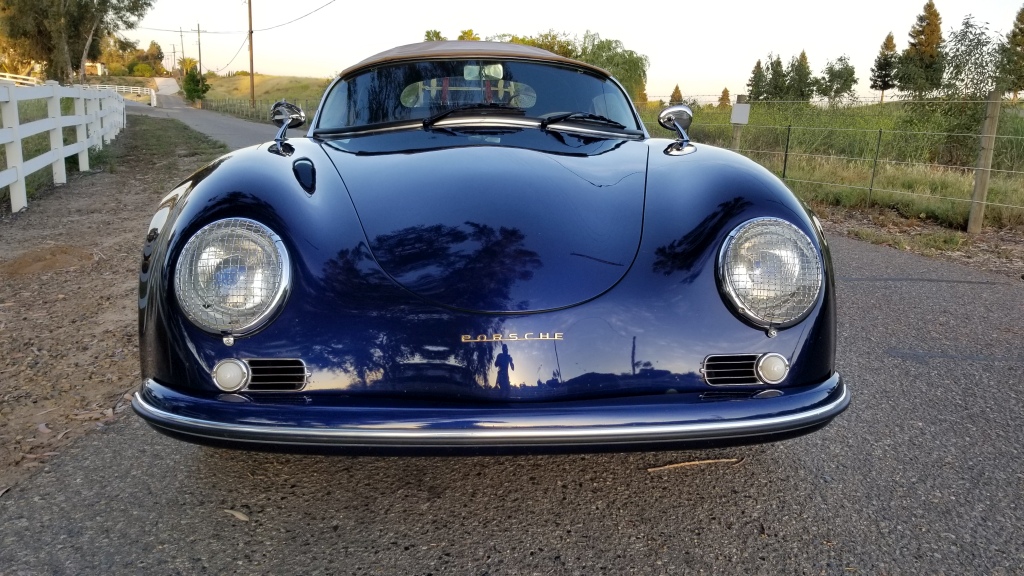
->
[132,376,848,448]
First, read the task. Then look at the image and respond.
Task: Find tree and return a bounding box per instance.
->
[178,56,197,75]
[0,0,153,83]
[895,0,945,96]
[457,29,480,41]
[669,84,683,105]
[785,50,814,101]
[424,30,446,41]
[576,31,648,102]
[816,55,858,105]
[870,32,898,102]
[717,87,731,109]
[0,33,34,75]
[494,30,579,58]
[765,55,787,100]
[999,5,1024,101]
[747,59,767,101]
[132,61,152,77]
[943,16,1003,99]
[181,65,209,101]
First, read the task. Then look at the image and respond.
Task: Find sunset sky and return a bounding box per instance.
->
[136,0,1021,100]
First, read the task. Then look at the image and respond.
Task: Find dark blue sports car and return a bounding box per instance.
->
[132,41,848,453]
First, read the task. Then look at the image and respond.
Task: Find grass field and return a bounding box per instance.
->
[200,74,331,122]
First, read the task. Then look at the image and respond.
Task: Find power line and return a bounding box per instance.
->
[210,35,249,74]
[136,0,337,35]
[251,0,337,32]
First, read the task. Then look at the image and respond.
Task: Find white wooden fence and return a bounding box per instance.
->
[88,84,152,95]
[0,73,41,87]
[0,80,125,213]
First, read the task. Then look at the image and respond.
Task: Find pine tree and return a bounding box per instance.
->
[747,59,767,101]
[895,0,945,95]
[870,33,898,102]
[765,55,787,100]
[1001,5,1024,102]
[786,50,814,101]
[669,84,683,105]
[718,87,731,109]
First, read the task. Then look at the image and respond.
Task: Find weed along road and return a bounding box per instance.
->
[1,107,1023,574]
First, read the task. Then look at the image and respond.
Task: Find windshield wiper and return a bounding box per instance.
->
[540,112,626,130]
[423,103,525,128]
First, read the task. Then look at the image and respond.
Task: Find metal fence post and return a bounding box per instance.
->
[782,124,792,179]
[967,90,1002,234]
[868,129,882,206]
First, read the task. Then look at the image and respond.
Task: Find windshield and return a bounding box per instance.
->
[316,59,639,131]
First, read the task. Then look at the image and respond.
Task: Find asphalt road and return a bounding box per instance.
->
[1,107,1022,574]
[127,78,297,150]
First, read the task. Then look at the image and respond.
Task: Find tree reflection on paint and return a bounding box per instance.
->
[309,221,541,396]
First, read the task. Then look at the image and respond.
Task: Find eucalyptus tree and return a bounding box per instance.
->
[1,0,153,83]
[816,55,858,105]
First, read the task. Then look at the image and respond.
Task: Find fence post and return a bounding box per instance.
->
[0,80,27,212]
[868,129,882,206]
[730,95,749,152]
[44,81,67,186]
[73,87,90,172]
[87,94,102,150]
[967,90,1002,234]
[782,124,792,179]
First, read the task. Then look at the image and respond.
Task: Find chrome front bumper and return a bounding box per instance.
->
[132,374,848,453]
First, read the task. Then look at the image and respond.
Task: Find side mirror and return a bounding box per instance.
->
[270,100,306,129]
[270,101,306,151]
[657,104,692,137]
[658,104,695,156]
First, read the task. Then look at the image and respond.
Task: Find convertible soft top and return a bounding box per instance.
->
[339,40,611,79]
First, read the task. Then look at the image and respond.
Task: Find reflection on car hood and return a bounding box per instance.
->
[321,134,649,313]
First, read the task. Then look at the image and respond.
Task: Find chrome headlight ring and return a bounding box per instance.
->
[718,217,823,329]
[174,218,291,336]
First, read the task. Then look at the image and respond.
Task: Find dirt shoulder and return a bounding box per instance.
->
[0,115,225,492]
[0,115,1021,495]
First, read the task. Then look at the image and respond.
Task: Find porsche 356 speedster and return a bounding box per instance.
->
[132,41,848,453]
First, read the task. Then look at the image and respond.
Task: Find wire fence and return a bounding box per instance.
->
[638,97,1024,230]
[201,98,320,125]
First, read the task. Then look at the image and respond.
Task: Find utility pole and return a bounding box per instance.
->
[196,23,204,108]
[196,23,202,77]
[248,0,255,109]
[179,27,185,63]
[171,44,177,79]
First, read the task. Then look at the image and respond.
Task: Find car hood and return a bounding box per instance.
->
[321,136,649,313]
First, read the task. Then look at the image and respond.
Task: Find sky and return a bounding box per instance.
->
[135,0,1022,101]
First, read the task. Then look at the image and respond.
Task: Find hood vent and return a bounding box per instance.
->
[701,354,760,386]
[244,359,308,391]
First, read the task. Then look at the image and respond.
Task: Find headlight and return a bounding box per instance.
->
[174,218,290,334]
[718,217,822,327]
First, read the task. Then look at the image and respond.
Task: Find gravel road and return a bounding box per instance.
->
[0,105,1022,575]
